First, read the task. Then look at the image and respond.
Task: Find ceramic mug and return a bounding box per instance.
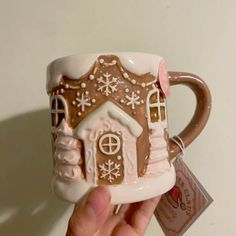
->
[46,52,211,204]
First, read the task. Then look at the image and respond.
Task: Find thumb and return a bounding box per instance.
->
[66,186,111,236]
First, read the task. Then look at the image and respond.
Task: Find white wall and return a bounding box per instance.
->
[0,0,235,235]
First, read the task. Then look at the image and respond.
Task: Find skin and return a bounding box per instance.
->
[66,186,161,236]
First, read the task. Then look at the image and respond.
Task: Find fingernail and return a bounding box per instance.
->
[84,186,111,217]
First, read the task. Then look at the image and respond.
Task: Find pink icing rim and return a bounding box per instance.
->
[158,59,170,96]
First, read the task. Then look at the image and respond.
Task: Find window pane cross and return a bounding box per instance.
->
[99,134,121,155]
[149,90,166,122]
[51,97,65,126]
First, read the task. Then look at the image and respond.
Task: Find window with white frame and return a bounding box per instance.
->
[51,95,67,128]
[99,133,121,155]
[147,88,166,123]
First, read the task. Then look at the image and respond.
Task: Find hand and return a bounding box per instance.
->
[66,186,161,236]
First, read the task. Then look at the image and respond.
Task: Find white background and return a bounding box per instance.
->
[0,0,235,235]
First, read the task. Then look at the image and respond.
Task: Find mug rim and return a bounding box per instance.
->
[46,52,164,93]
[48,51,163,65]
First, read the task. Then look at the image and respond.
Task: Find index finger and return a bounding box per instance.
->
[131,196,161,235]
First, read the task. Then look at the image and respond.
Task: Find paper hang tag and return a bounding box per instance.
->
[155,157,213,236]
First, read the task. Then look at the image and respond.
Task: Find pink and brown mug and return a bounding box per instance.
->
[46,52,211,204]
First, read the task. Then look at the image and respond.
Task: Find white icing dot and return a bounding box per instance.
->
[141,82,146,88]
[131,79,136,84]
[65,84,69,89]
[89,74,95,80]
[112,60,117,64]
[117,155,122,160]
[72,101,76,105]
[60,88,64,93]
[76,92,80,96]
[123,72,129,79]
[141,99,144,104]
[60,82,63,85]
[77,112,81,116]
[81,82,86,88]
[125,88,129,93]
[120,99,124,103]
[99,58,104,64]
[85,91,89,95]
[92,98,96,103]
[137,90,140,94]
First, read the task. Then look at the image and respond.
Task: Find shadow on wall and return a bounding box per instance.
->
[0,109,70,236]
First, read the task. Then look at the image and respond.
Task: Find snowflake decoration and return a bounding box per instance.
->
[97,72,118,96]
[99,159,121,183]
[72,92,91,112]
[125,91,141,109]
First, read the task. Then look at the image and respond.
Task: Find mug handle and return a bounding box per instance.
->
[168,71,212,159]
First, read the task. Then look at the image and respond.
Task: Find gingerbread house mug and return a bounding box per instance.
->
[46,52,211,204]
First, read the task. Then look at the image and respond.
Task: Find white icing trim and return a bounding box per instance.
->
[75,101,143,138]
[51,164,176,204]
[47,52,163,92]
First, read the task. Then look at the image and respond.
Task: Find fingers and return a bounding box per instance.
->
[112,223,138,236]
[97,204,130,236]
[109,197,161,236]
[116,204,130,217]
[66,186,111,236]
[131,196,161,235]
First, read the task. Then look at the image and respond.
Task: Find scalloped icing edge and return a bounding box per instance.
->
[46,52,164,93]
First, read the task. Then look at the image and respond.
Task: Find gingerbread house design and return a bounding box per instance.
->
[47,54,171,187]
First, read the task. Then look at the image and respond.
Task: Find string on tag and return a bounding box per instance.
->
[114,204,122,215]
[171,135,185,161]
